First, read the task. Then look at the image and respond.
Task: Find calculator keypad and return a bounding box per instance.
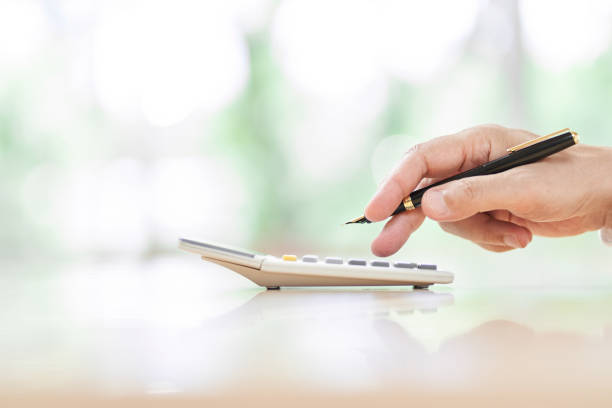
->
[280,254,436,271]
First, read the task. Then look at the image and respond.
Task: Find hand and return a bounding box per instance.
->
[365,125,612,256]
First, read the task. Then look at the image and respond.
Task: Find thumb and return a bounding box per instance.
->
[421,174,519,221]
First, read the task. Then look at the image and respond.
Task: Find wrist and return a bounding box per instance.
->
[599,147,612,246]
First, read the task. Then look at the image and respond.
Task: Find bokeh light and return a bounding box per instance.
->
[0,0,609,285]
[149,157,247,247]
[93,1,249,126]
[272,0,382,99]
[520,0,612,71]
[0,1,48,73]
[58,158,149,254]
[378,0,482,83]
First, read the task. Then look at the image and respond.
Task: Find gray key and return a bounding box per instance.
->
[371,261,390,267]
[348,259,366,266]
[302,255,319,263]
[394,262,417,269]
[325,257,343,264]
[418,264,437,270]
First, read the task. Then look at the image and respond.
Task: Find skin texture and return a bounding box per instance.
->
[365,125,612,257]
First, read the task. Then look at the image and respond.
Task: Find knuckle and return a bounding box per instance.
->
[475,123,504,133]
[460,179,478,201]
[482,123,506,131]
[469,124,519,153]
[403,142,429,177]
[467,124,506,139]
[404,143,424,159]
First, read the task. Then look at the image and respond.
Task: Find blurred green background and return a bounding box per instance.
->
[1,0,610,286]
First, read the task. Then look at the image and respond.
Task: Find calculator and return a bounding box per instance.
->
[178,238,454,289]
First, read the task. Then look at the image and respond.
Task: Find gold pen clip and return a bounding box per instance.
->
[507,128,579,153]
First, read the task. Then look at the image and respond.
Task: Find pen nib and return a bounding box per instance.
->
[344,215,371,225]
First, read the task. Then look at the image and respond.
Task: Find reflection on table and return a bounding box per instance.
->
[1,258,612,406]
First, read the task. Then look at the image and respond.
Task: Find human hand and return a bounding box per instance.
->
[365,125,612,256]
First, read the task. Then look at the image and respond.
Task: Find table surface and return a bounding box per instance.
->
[2,255,612,407]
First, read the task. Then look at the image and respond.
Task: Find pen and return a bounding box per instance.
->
[345,128,580,224]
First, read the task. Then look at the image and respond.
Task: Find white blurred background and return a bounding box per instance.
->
[1,0,611,285]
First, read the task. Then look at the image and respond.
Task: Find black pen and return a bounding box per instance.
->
[345,128,580,224]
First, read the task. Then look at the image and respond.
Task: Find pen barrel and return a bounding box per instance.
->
[391,202,406,216]
[478,132,576,174]
[408,131,577,209]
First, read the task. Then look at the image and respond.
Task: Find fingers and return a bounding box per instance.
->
[371,209,426,257]
[364,125,521,222]
[370,210,532,257]
[477,243,516,253]
[438,213,532,249]
[421,170,533,222]
[365,134,469,222]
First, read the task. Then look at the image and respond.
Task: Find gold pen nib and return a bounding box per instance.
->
[345,215,371,224]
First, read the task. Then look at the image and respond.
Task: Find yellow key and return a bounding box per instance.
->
[282,254,297,261]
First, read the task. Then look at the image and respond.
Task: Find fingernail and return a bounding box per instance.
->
[427,190,450,217]
[503,235,521,249]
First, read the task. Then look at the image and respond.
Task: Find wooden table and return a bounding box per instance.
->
[2,256,612,407]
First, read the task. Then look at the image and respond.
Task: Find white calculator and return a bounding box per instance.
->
[179,238,454,290]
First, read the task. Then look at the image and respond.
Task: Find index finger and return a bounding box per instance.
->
[364,125,522,222]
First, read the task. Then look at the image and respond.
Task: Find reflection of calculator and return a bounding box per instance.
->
[179,238,453,290]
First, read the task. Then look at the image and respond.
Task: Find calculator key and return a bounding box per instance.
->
[371,261,390,267]
[393,262,418,269]
[302,255,319,263]
[348,259,367,266]
[325,257,343,264]
[282,255,297,261]
[418,264,437,270]
[394,262,417,269]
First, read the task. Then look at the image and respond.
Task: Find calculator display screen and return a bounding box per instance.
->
[179,239,255,258]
